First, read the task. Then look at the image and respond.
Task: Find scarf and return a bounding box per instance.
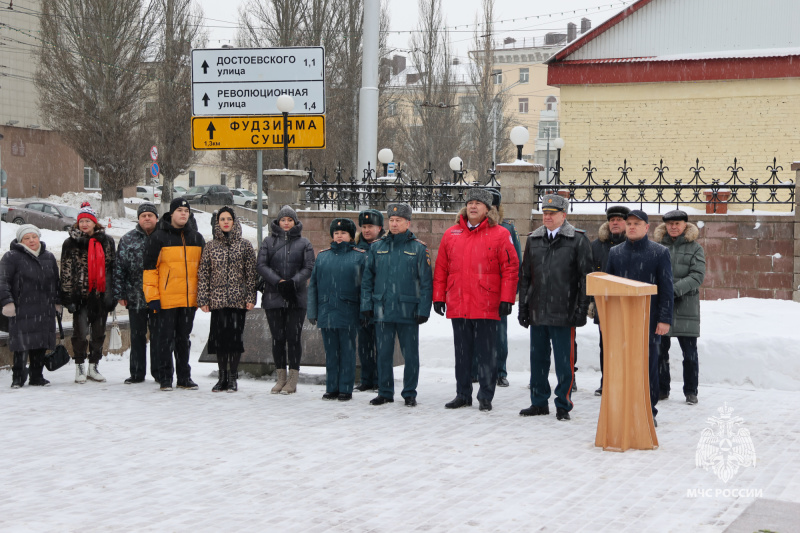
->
[87,237,106,293]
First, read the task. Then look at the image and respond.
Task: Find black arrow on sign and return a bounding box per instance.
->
[202,93,210,107]
[201,60,209,74]
[207,122,216,140]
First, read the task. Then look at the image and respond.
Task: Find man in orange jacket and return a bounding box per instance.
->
[433,188,519,412]
[143,198,205,391]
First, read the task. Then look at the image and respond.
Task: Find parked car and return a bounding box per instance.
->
[232,188,268,208]
[136,186,160,202]
[184,184,233,205]
[3,202,79,231]
[156,185,188,197]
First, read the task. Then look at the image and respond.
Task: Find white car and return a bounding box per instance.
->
[136,186,160,202]
[231,188,260,208]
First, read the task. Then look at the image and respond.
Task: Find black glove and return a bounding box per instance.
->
[415,315,428,324]
[433,302,446,316]
[308,318,317,326]
[148,300,161,313]
[103,290,114,311]
[518,313,530,329]
[571,308,588,328]
[66,302,77,315]
[499,302,513,316]
[361,310,374,328]
[277,280,296,301]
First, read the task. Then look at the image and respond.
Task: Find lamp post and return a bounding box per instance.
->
[276,94,294,169]
[553,137,565,186]
[449,156,463,182]
[509,126,529,162]
[378,148,393,178]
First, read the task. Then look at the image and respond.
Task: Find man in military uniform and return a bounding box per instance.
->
[360,203,433,407]
[354,209,385,392]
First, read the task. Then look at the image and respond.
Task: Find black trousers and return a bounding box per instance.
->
[13,348,46,382]
[265,307,305,370]
[153,307,196,385]
[71,304,108,364]
[128,308,156,381]
[453,318,498,403]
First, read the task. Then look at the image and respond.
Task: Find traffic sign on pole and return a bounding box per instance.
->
[150,163,160,177]
[191,116,325,151]
[150,146,158,161]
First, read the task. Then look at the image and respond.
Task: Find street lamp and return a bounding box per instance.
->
[276,94,294,169]
[509,126,529,162]
[378,148,393,178]
[449,156,463,182]
[553,137,565,186]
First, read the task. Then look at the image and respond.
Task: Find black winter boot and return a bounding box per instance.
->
[212,354,228,393]
[28,352,50,387]
[227,353,241,393]
[11,351,26,388]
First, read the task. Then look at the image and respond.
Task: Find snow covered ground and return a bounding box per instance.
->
[2,298,799,531]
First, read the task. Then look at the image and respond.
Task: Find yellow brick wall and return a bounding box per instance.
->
[560,79,800,189]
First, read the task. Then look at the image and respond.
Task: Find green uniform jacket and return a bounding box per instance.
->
[307,241,366,329]
[654,222,706,337]
[360,230,433,324]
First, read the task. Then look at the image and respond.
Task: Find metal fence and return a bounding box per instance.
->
[299,162,501,212]
[541,158,795,213]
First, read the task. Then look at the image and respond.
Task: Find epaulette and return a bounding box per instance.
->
[414,238,427,247]
[353,248,366,253]
[319,247,331,253]
[575,229,586,234]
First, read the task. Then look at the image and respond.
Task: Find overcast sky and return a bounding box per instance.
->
[196,0,626,58]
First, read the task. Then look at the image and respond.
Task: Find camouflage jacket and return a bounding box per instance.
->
[113,224,150,310]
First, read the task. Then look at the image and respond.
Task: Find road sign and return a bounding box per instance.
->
[191,116,325,151]
[150,146,158,161]
[387,162,396,176]
[192,47,325,116]
[150,163,160,177]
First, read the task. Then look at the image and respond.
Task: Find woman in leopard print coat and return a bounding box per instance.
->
[197,207,257,392]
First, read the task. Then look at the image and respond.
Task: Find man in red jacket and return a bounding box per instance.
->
[433,188,519,411]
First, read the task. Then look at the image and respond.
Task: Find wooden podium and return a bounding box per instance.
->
[587,272,659,452]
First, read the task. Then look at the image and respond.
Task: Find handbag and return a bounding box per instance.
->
[108,310,123,352]
[44,313,71,372]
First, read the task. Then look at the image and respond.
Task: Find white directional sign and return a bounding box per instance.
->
[191,47,325,116]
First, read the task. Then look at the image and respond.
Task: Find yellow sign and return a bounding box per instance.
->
[192,115,325,150]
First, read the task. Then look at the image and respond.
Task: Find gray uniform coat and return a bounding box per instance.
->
[654,222,705,337]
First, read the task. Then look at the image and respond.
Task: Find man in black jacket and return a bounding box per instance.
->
[518,194,593,421]
[589,205,629,396]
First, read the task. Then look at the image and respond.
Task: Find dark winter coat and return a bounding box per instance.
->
[498,205,523,293]
[590,222,626,324]
[605,235,674,337]
[518,220,593,328]
[113,224,150,310]
[197,215,257,310]
[361,230,433,324]
[654,222,705,337]
[355,229,386,251]
[307,241,366,328]
[60,226,116,311]
[256,219,315,310]
[143,213,205,309]
[433,208,519,320]
[0,240,60,352]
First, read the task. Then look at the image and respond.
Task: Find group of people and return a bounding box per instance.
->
[1,192,705,424]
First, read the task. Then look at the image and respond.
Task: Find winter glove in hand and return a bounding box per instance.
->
[148,300,161,313]
[308,318,317,326]
[571,308,587,328]
[361,310,374,328]
[587,301,596,319]
[499,302,513,317]
[415,315,428,325]
[433,302,446,316]
[277,280,296,301]
[66,302,77,315]
[518,313,530,329]
[2,303,16,317]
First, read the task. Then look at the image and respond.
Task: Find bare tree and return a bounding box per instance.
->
[36,0,157,217]
[153,0,205,206]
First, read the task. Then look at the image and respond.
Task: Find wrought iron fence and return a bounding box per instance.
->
[539,158,795,213]
[299,162,501,212]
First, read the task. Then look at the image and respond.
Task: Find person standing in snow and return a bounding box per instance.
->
[60,202,116,384]
[197,207,257,393]
[354,209,384,392]
[433,189,519,412]
[0,225,61,388]
[605,209,673,426]
[114,203,159,384]
[517,194,593,421]
[654,209,705,405]
[307,218,366,401]
[589,205,629,396]
[360,203,433,407]
[143,198,205,391]
[257,205,315,395]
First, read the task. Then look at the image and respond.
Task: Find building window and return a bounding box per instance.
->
[546,95,558,112]
[518,98,529,114]
[522,154,532,161]
[538,121,559,139]
[519,68,529,83]
[387,102,397,116]
[84,167,100,189]
[235,174,242,189]
[459,96,477,123]
[220,151,228,163]
[189,170,196,187]
[220,173,227,186]
[492,69,502,84]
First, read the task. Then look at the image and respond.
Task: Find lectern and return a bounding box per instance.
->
[587,272,659,452]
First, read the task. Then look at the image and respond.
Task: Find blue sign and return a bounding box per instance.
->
[387,162,396,176]
[150,163,160,177]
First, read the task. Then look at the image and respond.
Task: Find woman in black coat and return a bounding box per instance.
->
[256,205,315,395]
[0,224,60,388]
